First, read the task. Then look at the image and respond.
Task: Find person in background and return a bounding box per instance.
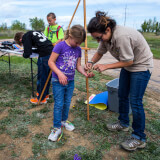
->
[36,12,64,101]
[85,11,153,151]
[48,25,94,142]
[44,12,64,46]
[14,31,53,104]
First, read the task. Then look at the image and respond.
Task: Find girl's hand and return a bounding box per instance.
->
[87,72,95,78]
[58,72,68,85]
[93,64,108,72]
[83,72,95,78]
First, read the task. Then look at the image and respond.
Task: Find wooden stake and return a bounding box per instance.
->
[81,47,90,50]
[83,0,90,120]
[38,70,52,105]
[67,0,81,30]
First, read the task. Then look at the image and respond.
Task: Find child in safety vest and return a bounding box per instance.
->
[44,12,64,46]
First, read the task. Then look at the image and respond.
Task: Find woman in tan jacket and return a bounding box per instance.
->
[86,11,153,151]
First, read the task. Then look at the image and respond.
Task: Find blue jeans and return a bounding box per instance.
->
[118,68,151,142]
[52,78,74,128]
[37,55,51,100]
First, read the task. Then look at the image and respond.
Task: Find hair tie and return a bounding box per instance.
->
[98,12,105,17]
[96,11,106,18]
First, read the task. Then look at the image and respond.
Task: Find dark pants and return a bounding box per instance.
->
[37,55,51,100]
[118,68,151,141]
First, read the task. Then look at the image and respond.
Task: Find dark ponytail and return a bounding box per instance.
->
[87,11,116,34]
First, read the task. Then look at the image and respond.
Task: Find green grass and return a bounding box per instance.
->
[75,71,113,92]
[0,144,6,150]
[129,141,160,160]
[144,105,160,119]
[81,36,99,48]
[60,146,102,160]
[0,55,35,64]
[31,133,66,158]
[0,36,13,39]
[11,150,19,158]
[150,48,160,59]
[0,55,160,159]
[0,30,26,40]
[143,33,160,59]
[146,118,160,135]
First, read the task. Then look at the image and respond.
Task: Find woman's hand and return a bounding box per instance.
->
[58,72,68,85]
[85,62,93,71]
[93,64,108,72]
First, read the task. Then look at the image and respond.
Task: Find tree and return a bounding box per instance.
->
[141,20,147,32]
[151,17,157,32]
[146,19,152,32]
[0,23,8,30]
[11,20,26,30]
[155,22,160,35]
[141,18,160,33]
[29,17,45,31]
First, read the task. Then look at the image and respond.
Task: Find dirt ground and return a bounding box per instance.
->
[0,90,129,160]
[0,88,159,160]
[0,39,160,160]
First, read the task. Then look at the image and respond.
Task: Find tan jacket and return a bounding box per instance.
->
[97,25,153,72]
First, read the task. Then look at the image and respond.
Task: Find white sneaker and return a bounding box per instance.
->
[48,128,61,141]
[61,120,75,131]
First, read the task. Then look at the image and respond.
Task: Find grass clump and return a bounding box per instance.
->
[32,133,66,158]
[13,126,29,138]
[0,144,6,150]
[146,118,160,135]
[129,141,160,160]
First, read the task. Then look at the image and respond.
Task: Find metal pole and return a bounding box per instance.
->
[30,58,35,97]
[124,4,127,26]
[8,53,11,75]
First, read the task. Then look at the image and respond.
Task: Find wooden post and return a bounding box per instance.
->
[83,0,90,120]
[67,0,81,30]
[38,70,52,105]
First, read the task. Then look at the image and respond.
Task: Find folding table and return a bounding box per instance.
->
[0,48,38,97]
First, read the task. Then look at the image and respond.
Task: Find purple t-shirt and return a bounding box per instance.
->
[52,41,81,80]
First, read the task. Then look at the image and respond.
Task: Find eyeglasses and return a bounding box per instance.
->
[94,34,103,41]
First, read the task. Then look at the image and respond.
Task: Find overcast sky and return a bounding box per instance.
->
[0,0,160,30]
